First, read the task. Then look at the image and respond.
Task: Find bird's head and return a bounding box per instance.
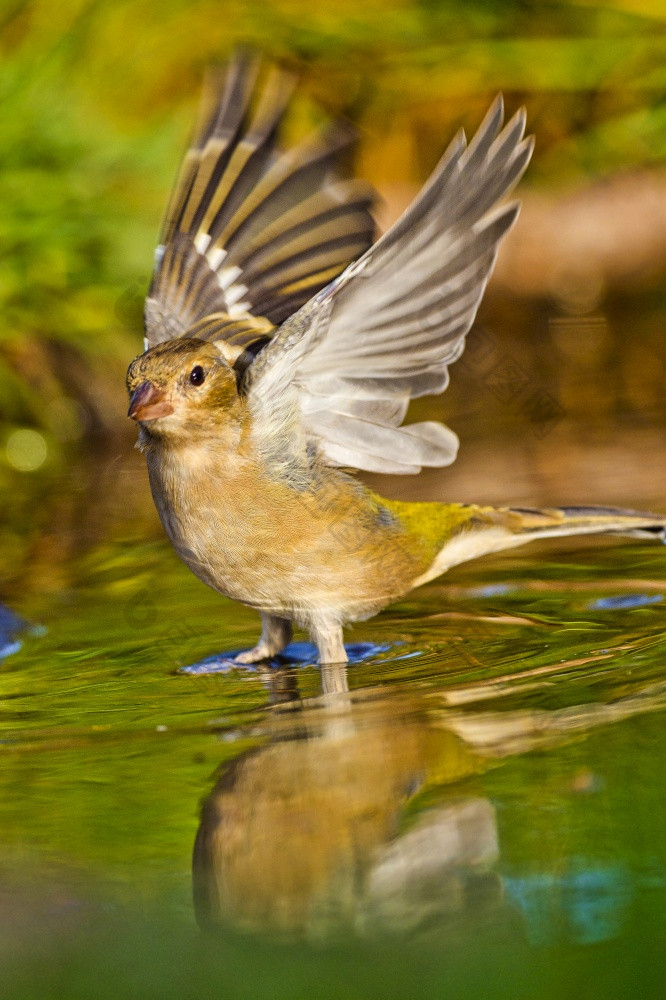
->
[126,338,241,440]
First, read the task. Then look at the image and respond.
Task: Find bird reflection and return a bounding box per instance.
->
[193,669,503,940]
[192,658,666,942]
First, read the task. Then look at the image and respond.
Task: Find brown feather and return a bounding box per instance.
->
[145,57,375,348]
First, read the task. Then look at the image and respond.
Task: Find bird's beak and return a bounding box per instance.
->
[128,381,174,422]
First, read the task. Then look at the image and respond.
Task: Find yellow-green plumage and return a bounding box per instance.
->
[379,497,479,563]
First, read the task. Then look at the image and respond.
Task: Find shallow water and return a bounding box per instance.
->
[2,478,666,998]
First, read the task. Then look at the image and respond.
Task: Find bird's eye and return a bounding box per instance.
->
[189,365,205,386]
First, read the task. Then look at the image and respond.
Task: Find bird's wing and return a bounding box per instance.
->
[144,53,376,352]
[245,97,533,475]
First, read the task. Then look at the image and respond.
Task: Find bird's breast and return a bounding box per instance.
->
[143,443,425,619]
[145,446,270,592]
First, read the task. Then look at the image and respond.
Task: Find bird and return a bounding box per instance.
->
[127,55,666,666]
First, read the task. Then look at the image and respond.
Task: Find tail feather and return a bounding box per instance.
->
[413,503,666,586]
[502,504,666,542]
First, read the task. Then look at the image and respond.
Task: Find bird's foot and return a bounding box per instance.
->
[233,642,281,665]
[234,614,293,664]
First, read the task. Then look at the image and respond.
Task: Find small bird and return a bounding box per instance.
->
[127,56,666,665]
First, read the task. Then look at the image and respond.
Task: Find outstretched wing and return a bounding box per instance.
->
[144,54,376,351]
[245,97,533,474]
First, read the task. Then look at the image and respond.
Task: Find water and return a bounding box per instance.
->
[1,463,666,998]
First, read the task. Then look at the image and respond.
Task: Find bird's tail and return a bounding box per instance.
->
[495,504,666,542]
[415,503,666,585]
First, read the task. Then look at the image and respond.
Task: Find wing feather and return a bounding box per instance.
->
[246,97,532,475]
[145,55,375,348]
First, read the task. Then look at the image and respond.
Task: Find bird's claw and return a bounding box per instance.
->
[233,644,275,664]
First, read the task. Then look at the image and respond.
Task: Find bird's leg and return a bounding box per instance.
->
[309,622,348,665]
[234,613,293,664]
[320,661,349,694]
